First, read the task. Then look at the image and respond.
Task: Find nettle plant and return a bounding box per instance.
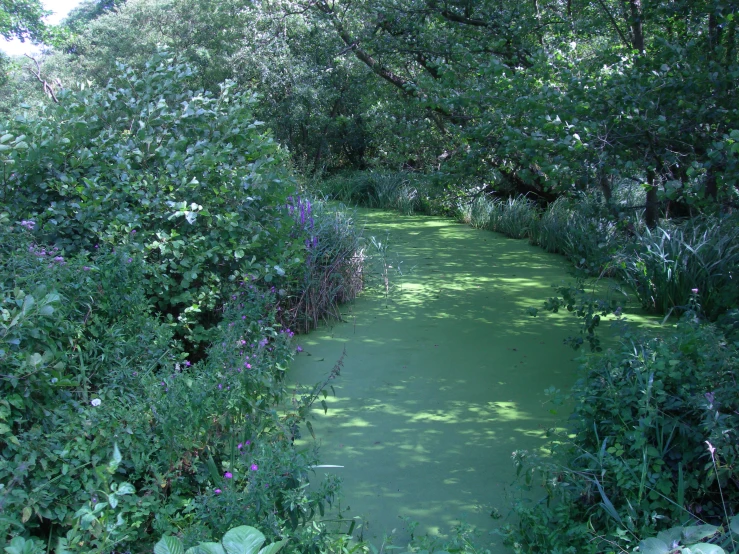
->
[1,52,306,345]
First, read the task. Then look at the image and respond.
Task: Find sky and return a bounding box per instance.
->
[1,0,84,56]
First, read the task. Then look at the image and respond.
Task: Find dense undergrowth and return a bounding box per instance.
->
[318,170,739,553]
[1,56,366,552]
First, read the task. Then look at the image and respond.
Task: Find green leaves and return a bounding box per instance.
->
[154,526,286,554]
[4,53,298,346]
[155,536,186,554]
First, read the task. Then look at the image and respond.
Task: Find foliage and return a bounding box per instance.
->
[616,215,739,319]
[1,52,302,345]
[0,0,47,42]
[530,196,625,276]
[155,525,287,554]
[0,219,177,549]
[506,315,739,553]
[636,517,739,554]
[279,197,365,333]
[0,218,349,551]
[459,195,539,240]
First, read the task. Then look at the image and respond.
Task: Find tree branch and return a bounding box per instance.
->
[24,54,59,103]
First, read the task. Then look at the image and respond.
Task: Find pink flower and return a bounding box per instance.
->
[250,464,258,471]
[237,443,243,450]
[224,472,233,479]
[691,288,699,294]
[214,489,222,495]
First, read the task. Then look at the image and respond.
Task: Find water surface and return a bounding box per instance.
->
[288,210,610,549]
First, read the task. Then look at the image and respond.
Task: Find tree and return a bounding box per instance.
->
[0,0,47,42]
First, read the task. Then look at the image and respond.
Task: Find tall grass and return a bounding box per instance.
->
[530,196,622,275]
[319,171,422,214]
[317,171,739,319]
[283,201,365,333]
[617,215,739,318]
[458,195,539,239]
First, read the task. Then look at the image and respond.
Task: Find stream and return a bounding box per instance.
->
[288,209,611,550]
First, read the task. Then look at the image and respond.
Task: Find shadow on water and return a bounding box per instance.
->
[288,210,651,550]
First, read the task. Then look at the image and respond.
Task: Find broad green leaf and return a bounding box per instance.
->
[682,525,718,543]
[194,543,226,554]
[638,538,670,554]
[117,482,135,495]
[258,539,287,554]
[656,526,683,546]
[154,536,185,554]
[730,514,739,535]
[222,525,265,554]
[689,544,725,554]
[108,443,122,473]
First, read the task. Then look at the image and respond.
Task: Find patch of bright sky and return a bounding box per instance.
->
[1,0,83,56]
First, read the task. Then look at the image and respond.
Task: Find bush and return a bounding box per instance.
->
[531,196,623,275]
[0,220,178,548]
[459,195,539,239]
[0,52,302,345]
[1,220,342,551]
[506,316,739,553]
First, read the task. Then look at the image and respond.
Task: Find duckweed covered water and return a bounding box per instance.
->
[288,210,630,550]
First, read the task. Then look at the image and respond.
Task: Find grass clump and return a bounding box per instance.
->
[281,197,365,333]
[617,215,739,319]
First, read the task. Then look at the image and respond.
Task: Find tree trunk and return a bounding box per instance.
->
[645,169,658,228]
[628,0,645,52]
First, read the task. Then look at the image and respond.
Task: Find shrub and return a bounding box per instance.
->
[507,316,739,553]
[0,220,178,548]
[1,221,341,550]
[0,52,301,345]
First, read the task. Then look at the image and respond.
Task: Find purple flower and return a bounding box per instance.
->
[184,360,191,367]
[245,363,251,369]
[131,230,136,235]
[246,440,251,446]
[691,288,699,294]
[83,266,91,271]
[214,488,222,495]
[218,383,223,390]
[20,220,35,230]
[224,472,233,479]
[296,346,303,353]
[237,443,243,450]
[250,464,258,471]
